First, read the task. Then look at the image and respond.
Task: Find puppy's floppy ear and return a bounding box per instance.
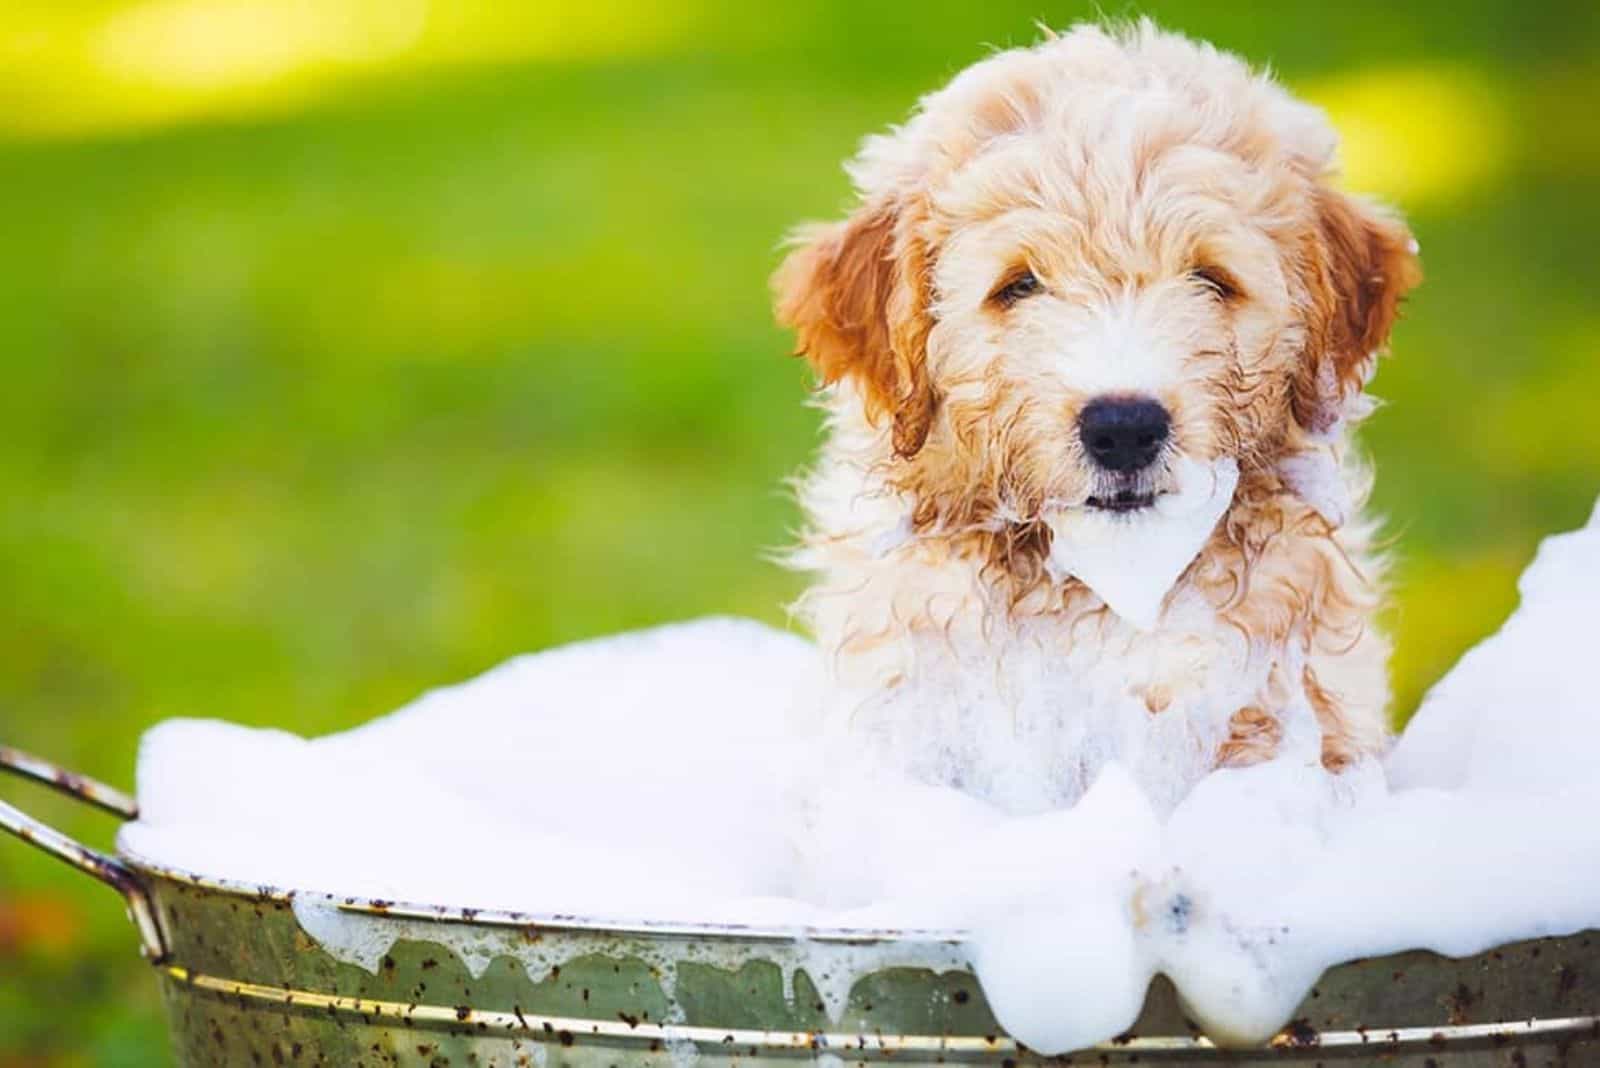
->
[773,199,936,458]
[1293,187,1422,434]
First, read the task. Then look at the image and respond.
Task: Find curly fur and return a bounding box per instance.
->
[773,22,1420,811]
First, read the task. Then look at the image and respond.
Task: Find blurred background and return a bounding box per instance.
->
[0,0,1594,1062]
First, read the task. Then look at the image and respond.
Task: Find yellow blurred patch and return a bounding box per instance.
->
[0,0,705,140]
[94,0,429,91]
[1298,65,1510,205]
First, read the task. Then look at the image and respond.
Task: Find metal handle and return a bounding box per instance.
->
[0,746,166,961]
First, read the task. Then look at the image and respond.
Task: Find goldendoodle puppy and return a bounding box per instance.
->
[775,21,1419,813]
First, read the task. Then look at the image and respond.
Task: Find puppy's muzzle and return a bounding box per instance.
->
[1078,396,1171,473]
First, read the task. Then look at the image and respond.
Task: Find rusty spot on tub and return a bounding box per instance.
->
[454,1006,471,1021]
[1555,963,1579,1002]
[618,1012,640,1028]
[1273,1019,1319,1048]
[421,959,438,970]
[1444,982,1476,1024]
[557,1030,574,1047]
[952,988,970,1004]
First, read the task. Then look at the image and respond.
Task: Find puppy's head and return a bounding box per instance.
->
[776,22,1418,537]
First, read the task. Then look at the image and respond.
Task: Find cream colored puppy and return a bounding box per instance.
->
[774,22,1419,813]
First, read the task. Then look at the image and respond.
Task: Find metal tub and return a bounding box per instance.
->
[3,746,1597,1066]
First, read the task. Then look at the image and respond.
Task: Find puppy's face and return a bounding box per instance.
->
[777,25,1420,542]
[923,142,1307,517]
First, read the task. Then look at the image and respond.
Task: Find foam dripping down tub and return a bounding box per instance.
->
[4,748,1597,1067]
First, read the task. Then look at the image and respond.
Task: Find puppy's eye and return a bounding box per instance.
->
[991,268,1043,308]
[1190,265,1241,302]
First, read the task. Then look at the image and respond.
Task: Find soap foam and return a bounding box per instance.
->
[126,618,824,921]
[120,499,1600,1055]
[1045,456,1239,630]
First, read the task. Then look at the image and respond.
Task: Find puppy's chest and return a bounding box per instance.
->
[839,589,1264,700]
[830,595,1272,814]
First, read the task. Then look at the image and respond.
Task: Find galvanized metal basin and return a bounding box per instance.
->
[4,746,1597,1066]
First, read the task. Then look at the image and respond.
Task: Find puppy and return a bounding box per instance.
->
[774,22,1419,814]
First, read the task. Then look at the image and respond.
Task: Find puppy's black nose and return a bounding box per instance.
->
[1078,397,1171,472]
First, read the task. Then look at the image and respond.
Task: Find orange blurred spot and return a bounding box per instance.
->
[0,894,84,956]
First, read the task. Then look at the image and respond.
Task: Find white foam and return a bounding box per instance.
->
[1045,456,1239,630]
[120,499,1600,1055]
[124,617,824,920]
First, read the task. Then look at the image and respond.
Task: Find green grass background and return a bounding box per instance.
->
[1,1,1596,1062]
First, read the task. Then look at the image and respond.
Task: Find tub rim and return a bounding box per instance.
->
[118,844,971,945]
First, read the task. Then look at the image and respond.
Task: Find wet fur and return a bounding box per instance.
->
[774,22,1420,804]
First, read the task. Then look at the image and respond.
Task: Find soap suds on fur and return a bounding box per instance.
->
[1045,455,1239,631]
